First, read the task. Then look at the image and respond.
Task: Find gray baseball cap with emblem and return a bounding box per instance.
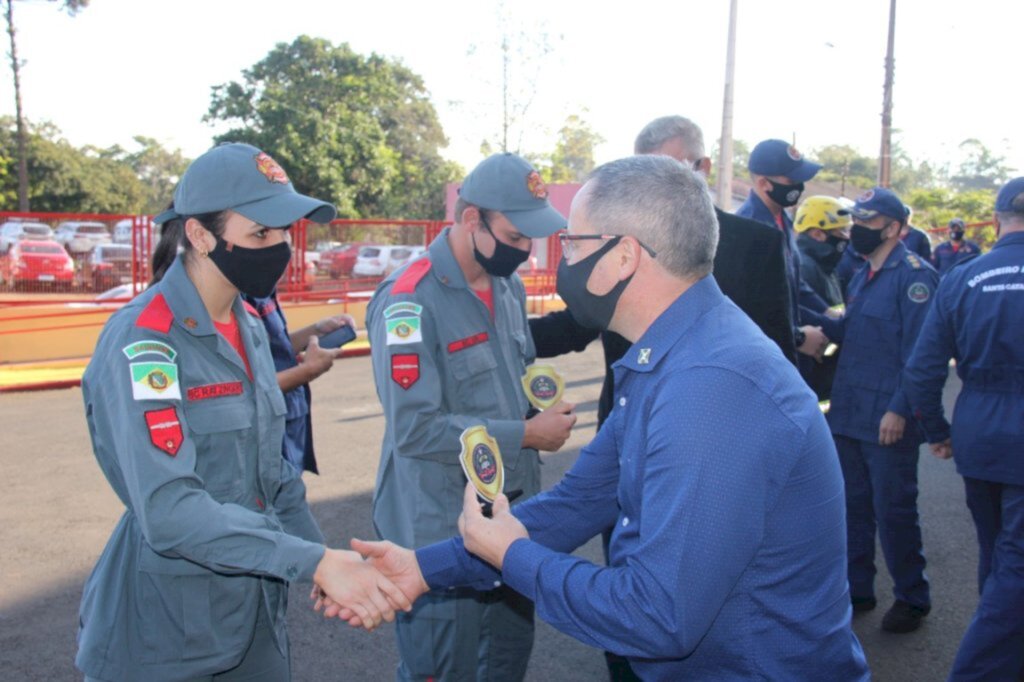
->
[153,142,337,227]
[458,153,566,238]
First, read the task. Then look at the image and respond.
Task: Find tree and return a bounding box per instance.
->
[0,116,148,213]
[544,114,604,183]
[206,36,460,219]
[905,186,998,250]
[950,139,1015,192]
[103,136,190,214]
[3,0,89,211]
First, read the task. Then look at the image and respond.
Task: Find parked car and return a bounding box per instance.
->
[82,243,134,291]
[352,245,398,277]
[321,242,371,278]
[0,221,54,252]
[113,219,134,244]
[385,245,426,274]
[56,221,111,255]
[0,239,75,291]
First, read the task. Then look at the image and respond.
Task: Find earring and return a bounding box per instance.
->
[199,249,208,258]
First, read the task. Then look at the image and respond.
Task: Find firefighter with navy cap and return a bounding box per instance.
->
[737,139,834,376]
[365,152,576,681]
[826,186,939,633]
[933,217,981,276]
[903,177,1024,680]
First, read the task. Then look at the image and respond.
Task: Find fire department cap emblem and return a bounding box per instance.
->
[526,171,549,200]
[254,152,290,185]
[787,145,802,161]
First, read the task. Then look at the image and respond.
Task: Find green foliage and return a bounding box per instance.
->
[545,114,604,183]
[102,136,191,214]
[949,139,1014,192]
[0,116,159,213]
[905,187,999,249]
[206,36,460,220]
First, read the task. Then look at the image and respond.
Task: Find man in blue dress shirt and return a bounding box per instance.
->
[903,177,1024,681]
[331,156,869,680]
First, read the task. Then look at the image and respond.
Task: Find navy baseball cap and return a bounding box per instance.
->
[748,139,822,182]
[154,143,337,227]
[848,187,909,222]
[948,217,966,229]
[996,177,1024,212]
[458,153,566,238]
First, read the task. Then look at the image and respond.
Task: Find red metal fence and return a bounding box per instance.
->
[0,212,563,305]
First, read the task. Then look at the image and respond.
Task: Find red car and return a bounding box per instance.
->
[1,239,76,291]
[320,242,370,279]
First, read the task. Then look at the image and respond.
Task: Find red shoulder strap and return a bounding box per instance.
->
[135,293,174,333]
[392,258,432,295]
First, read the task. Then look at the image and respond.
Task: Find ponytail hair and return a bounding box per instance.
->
[149,203,228,284]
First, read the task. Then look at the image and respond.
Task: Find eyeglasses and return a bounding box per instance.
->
[558,233,658,260]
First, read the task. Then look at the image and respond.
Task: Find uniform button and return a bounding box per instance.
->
[622,517,630,527]
[493,580,502,588]
[619,397,627,407]
[286,565,297,579]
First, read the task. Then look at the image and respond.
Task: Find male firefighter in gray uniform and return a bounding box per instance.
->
[367,153,577,681]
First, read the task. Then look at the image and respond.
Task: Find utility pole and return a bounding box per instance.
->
[878,0,896,187]
[716,0,738,209]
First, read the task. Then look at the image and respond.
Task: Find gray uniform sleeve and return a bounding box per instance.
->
[85,330,325,582]
[368,290,526,462]
[274,456,326,545]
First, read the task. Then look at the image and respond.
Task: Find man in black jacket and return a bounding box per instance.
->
[531,115,795,427]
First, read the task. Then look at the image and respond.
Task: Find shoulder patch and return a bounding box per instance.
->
[123,340,177,362]
[130,361,181,401]
[135,293,174,333]
[908,281,931,304]
[392,258,432,295]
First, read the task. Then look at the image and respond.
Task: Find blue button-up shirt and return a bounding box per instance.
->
[904,231,1024,485]
[418,277,868,680]
[827,243,938,447]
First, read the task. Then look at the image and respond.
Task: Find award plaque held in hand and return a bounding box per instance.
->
[521,364,565,410]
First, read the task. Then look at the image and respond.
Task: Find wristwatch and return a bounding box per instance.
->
[794,328,806,348]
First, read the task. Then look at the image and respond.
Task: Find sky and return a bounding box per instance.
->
[1,0,1021,181]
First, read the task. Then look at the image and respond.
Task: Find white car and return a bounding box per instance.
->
[55,221,111,255]
[113,219,134,244]
[385,245,426,274]
[0,221,53,252]
[352,245,397,277]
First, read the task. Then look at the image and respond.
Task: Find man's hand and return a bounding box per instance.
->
[522,401,576,451]
[312,549,412,631]
[458,483,528,570]
[314,313,357,337]
[300,334,338,380]
[878,411,906,446]
[929,439,953,460]
[797,325,829,362]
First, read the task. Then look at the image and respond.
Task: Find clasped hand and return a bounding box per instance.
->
[309,548,412,631]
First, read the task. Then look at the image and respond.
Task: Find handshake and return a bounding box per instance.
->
[310,483,530,630]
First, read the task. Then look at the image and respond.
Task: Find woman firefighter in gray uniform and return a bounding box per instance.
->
[76,143,409,682]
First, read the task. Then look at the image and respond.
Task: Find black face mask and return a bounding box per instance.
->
[766,179,805,208]
[207,233,292,299]
[556,236,633,331]
[821,233,849,270]
[850,223,887,256]
[951,230,965,241]
[473,215,531,278]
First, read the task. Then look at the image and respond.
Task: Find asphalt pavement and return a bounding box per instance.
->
[0,345,977,681]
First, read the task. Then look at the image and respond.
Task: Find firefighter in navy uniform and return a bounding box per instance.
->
[76,143,408,682]
[933,218,982,276]
[904,177,1024,680]
[366,153,576,681]
[825,187,938,633]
